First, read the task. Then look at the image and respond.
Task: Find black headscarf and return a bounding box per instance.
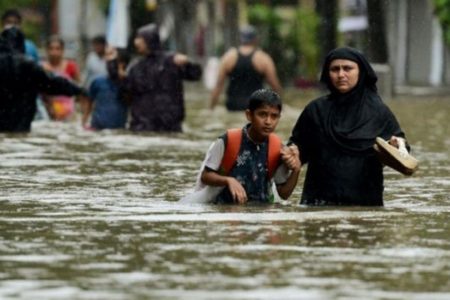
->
[318,47,395,154]
[1,27,25,54]
[137,23,162,54]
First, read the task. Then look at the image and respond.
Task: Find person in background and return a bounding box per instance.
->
[125,23,202,132]
[1,8,49,120]
[1,8,39,62]
[83,35,108,89]
[42,35,81,121]
[289,47,410,206]
[209,25,282,111]
[190,89,300,204]
[81,47,130,130]
[0,27,85,132]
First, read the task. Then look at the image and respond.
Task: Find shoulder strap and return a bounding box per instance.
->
[267,133,282,179]
[220,129,282,178]
[219,128,242,175]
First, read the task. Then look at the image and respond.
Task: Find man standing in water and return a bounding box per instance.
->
[0,27,85,132]
[209,25,282,111]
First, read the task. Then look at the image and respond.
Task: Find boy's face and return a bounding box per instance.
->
[246,104,281,140]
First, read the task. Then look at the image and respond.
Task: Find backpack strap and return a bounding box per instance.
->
[219,128,282,179]
[267,133,282,179]
[219,128,242,175]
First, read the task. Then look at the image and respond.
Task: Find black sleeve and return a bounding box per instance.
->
[28,61,84,96]
[179,62,202,81]
[380,105,411,152]
[288,107,312,164]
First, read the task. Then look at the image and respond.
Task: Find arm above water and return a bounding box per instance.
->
[257,50,282,95]
[209,49,237,110]
[174,53,202,81]
[276,145,301,200]
[200,169,247,204]
[199,137,247,204]
[30,61,84,96]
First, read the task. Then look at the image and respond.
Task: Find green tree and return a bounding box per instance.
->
[0,0,52,45]
[434,0,450,45]
[248,3,320,84]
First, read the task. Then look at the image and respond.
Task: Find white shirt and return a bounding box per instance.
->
[180,138,290,204]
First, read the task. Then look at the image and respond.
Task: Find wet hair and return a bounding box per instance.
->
[46,35,65,49]
[248,89,282,112]
[91,35,106,45]
[240,25,257,44]
[1,9,22,24]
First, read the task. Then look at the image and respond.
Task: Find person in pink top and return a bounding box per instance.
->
[42,35,80,121]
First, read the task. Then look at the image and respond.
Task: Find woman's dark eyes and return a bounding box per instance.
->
[330,66,354,72]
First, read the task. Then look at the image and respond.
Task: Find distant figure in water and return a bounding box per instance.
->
[81,47,130,130]
[209,25,282,111]
[42,35,81,121]
[183,89,300,204]
[1,8,39,62]
[83,35,108,89]
[289,47,410,206]
[0,27,85,132]
[124,23,202,132]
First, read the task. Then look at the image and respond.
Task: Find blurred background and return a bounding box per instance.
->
[4,0,450,100]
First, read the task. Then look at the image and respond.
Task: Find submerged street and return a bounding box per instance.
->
[0,87,449,299]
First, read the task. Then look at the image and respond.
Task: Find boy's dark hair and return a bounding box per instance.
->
[91,35,106,45]
[116,48,130,65]
[248,89,282,112]
[1,9,22,24]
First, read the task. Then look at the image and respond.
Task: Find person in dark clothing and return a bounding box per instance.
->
[125,23,202,132]
[0,27,85,132]
[289,47,409,206]
[209,25,282,111]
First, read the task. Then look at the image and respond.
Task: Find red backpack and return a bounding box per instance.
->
[219,128,282,179]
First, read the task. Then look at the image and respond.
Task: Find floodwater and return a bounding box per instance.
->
[0,86,449,300]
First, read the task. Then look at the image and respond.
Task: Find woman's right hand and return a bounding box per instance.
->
[226,177,247,204]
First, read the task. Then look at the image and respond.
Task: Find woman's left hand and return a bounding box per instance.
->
[388,136,403,149]
[281,145,301,172]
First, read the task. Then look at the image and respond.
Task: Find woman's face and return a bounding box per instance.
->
[133,36,148,55]
[47,41,64,61]
[328,59,359,93]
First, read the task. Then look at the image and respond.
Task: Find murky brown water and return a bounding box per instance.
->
[0,86,449,299]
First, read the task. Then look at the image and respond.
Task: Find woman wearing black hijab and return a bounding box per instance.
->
[125,24,202,132]
[0,27,84,132]
[289,47,408,206]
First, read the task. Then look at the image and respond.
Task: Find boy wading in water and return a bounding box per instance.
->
[195,89,301,204]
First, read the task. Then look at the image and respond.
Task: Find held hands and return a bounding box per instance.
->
[281,145,301,172]
[226,177,248,204]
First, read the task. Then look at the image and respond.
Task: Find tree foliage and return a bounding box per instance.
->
[434,0,450,45]
[248,4,319,83]
[0,0,52,45]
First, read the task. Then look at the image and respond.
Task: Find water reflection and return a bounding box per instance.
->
[0,89,449,299]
